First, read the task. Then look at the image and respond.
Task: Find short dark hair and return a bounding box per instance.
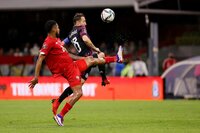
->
[73,13,85,24]
[45,20,57,33]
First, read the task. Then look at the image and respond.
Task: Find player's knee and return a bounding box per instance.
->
[86,56,96,66]
[98,52,105,58]
[91,58,99,66]
[73,88,82,98]
[86,56,93,62]
[76,90,83,98]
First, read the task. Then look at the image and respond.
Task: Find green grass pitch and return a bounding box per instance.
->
[0,100,200,133]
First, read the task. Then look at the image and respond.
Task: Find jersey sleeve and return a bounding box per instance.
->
[79,26,88,37]
[63,37,70,45]
[40,42,53,56]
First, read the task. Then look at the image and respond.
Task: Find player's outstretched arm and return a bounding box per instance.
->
[82,35,101,53]
[29,54,45,89]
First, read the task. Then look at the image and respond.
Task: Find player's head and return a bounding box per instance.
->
[73,13,86,26]
[168,52,174,58]
[45,20,60,37]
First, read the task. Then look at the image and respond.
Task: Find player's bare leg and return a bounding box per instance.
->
[85,45,123,67]
[54,85,83,126]
[53,50,120,119]
[67,85,83,106]
[52,78,85,116]
[52,46,123,116]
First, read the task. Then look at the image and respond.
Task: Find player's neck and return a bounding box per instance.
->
[48,33,57,38]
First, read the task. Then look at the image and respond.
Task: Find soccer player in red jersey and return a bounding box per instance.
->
[51,13,111,115]
[29,20,123,126]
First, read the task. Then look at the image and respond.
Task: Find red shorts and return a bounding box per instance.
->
[61,63,81,87]
[61,59,88,87]
[74,59,88,73]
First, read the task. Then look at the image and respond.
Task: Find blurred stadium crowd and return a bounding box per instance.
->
[1,7,200,77]
[0,40,151,77]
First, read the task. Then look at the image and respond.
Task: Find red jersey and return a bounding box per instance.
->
[40,36,73,75]
[162,58,176,71]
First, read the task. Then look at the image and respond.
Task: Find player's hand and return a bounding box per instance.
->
[94,48,101,53]
[28,77,38,89]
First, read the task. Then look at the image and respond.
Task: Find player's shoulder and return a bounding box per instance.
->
[44,36,52,42]
[44,36,56,44]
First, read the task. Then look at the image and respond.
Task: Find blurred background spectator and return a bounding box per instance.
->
[131,57,148,77]
[162,53,177,72]
[23,42,30,55]
[99,42,108,54]
[0,48,4,56]
[30,43,40,56]
[14,48,23,57]
[7,48,14,56]
[112,63,125,76]
[121,60,134,78]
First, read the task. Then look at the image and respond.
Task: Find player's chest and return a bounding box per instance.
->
[52,40,66,53]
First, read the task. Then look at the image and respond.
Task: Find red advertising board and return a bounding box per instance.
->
[0,77,163,100]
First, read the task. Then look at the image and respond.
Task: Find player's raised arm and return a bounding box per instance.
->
[82,35,100,53]
[29,54,45,89]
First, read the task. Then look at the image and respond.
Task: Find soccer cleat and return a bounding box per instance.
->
[53,114,64,126]
[116,45,124,63]
[101,78,110,86]
[52,99,60,116]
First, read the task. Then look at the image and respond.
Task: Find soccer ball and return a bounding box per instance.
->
[101,8,115,23]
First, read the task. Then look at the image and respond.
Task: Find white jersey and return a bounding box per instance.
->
[131,60,148,76]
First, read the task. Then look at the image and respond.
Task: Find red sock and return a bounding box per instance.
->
[54,99,60,107]
[52,99,61,115]
[60,103,72,117]
[104,56,117,63]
